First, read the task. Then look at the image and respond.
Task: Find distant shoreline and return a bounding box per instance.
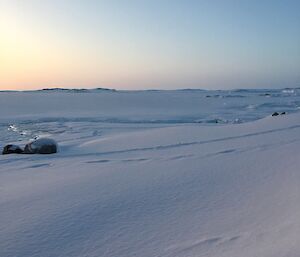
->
[1,87,299,93]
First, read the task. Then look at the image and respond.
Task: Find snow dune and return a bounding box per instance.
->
[0,90,300,257]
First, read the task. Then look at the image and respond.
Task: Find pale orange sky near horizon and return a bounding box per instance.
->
[1,0,299,90]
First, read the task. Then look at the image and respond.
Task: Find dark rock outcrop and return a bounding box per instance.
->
[24,138,57,154]
[2,144,24,155]
[272,112,286,117]
[272,112,279,116]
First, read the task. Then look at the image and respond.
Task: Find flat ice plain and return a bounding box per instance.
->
[1,88,300,257]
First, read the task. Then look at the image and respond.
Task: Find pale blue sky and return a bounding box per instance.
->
[1,0,299,89]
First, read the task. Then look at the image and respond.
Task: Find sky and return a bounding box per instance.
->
[0,0,299,90]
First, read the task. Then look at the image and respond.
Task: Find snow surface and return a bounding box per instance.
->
[0,89,300,257]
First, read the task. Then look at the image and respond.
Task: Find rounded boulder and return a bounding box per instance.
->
[2,144,24,155]
[24,138,58,154]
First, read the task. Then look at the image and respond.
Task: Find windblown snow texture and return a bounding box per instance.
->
[1,89,300,257]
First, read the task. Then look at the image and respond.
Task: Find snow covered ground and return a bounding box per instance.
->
[0,88,300,257]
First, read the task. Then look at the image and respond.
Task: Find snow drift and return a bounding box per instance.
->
[0,89,300,257]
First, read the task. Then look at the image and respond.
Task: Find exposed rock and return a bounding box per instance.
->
[2,144,24,155]
[272,112,286,117]
[24,138,57,154]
